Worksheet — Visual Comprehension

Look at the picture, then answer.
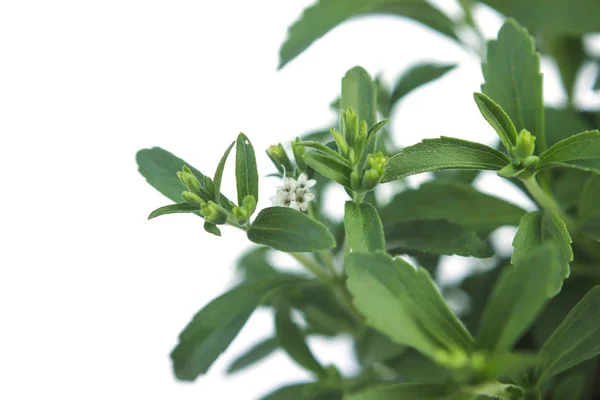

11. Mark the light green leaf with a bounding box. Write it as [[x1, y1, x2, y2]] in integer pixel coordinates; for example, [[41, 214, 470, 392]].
[[355, 328, 405, 366], [482, 19, 545, 152], [300, 141, 352, 166], [236, 133, 259, 205], [227, 338, 278, 374], [512, 211, 572, 282], [341, 66, 377, 127], [346, 383, 475, 400], [344, 202, 386, 253], [537, 130, 600, 174], [171, 276, 301, 381], [147, 203, 200, 220], [303, 152, 353, 187], [473, 92, 518, 151], [481, 0, 600, 35], [545, 107, 591, 148], [476, 245, 566, 353], [381, 137, 510, 182], [345, 251, 474, 359], [248, 207, 336, 252], [385, 348, 451, 383], [384, 219, 493, 258], [278, 0, 457, 69], [390, 63, 456, 108], [213, 141, 235, 203], [380, 180, 525, 235], [537, 286, 600, 382], [275, 307, 326, 377]]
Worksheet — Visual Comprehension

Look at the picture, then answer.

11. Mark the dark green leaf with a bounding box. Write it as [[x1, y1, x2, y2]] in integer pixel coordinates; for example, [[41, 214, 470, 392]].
[[552, 373, 587, 400], [260, 383, 342, 400], [344, 202, 386, 253], [300, 141, 351, 166], [579, 175, 600, 221], [227, 337, 279, 374], [213, 141, 235, 203], [594, 65, 600, 91], [381, 137, 510, 182], [545, 107, 591, 148], [480, 0, 600, 35], [512, 211, 573, 280], [345, 251, 474, 359], [341, 66, 377, 127], [278, 0, 457, 69], [236, 247, 280, 280], [482, 19, 545, 152], [390, 63, 456, 108], [248, 207, 336, 252], [275, 307, 326, 377], [236, 133, 259, 205], [537, 131, 600, 174], [544, 36, 585, 100], [380, 180, 525, 235], [171, 276, 302, 381], [303, 153, 353, 187], [355, 328, 405, 366], [537, 286, 600, 382], [476, 245, 566, 353], [385, 348, 451, 383], [346, 383, 475, 400], [385, 219, 493, 258], [148, 203, 200, 220], [203, 221, 221, 236], [473, 92, 518, 151]]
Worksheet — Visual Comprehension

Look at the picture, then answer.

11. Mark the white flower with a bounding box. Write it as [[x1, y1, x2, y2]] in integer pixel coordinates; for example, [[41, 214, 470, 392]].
[[271, 173, 316, 212]]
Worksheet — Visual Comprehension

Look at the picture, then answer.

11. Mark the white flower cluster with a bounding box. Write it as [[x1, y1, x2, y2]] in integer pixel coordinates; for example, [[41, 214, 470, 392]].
[[270, 173, 316, 212]]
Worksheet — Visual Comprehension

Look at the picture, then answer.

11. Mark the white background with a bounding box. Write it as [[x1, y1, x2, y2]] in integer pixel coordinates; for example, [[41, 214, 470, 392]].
[[1, 1, 599, 399]]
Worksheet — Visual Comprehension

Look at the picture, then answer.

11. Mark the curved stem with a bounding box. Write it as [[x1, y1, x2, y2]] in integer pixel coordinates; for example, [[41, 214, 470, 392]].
[[522, 175, 575, 231], [290, 252, 334, 283]]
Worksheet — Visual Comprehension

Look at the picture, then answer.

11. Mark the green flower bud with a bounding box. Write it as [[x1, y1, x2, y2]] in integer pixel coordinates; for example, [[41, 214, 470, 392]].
[[350, 170, 361, 191], [358, 120, 368, 140], [367, 151, 389, 174], [511, 129, 536, 161], [242, 194, 257, 215], [266, 143, 293, 173], [434, 349, 468, 369], [361, 168, 380, 191], [291, 137, 307, 172], [522, 155, 540, 168], [348, 148, 357, 165], [178, 165, 201, 193], [330, 128, 349, 155], [342, 107, 359, 146], [201, 201, 228, 225], [232, 206, 250, 225], [181, 191, 206, 207]]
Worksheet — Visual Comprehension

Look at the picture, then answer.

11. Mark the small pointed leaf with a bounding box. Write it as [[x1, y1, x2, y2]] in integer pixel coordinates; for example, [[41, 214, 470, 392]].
[[148, 203, 200, 220], [390, 63, 456, 108], [236, 133, 259, 205], [213, 141, 235, 203], [537, 130, 600, 174], [303, 153, 353, 187], [227, 338, 278, 374], [473, 92, 519, 151]]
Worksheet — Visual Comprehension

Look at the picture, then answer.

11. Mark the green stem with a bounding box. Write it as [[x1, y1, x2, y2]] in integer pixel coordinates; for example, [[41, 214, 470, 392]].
[[522, 175, 575, 231], [290, 252, 334, 283]]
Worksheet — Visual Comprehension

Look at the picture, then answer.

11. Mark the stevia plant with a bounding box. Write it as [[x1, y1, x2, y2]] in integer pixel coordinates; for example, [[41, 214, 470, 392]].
[[137, 2, 600, 399]]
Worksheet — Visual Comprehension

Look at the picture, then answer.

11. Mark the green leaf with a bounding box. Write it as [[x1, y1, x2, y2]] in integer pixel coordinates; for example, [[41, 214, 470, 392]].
[[473, 92, 518, 151], [384, 219, 493, 258], [381, 137, 510, 182], [261, 383, 342, 400], [278, 0, 457, 69], [300, 141, 352, 166], [147, 203, 200, 220], [344, 202, 386, 253], [537, 286, 600, 382], [303, 152, 353, 187], [345, 251, 474, 359], [482, 19, 545, 152], [544, 36, 585, 101], [537, 130, 600, 174], [552, 373, 587, 400], [235, 133, 259, 205], [512, 211, 572, 283], [203, 221, 221, 236], [248, 207, 336, 252], [476, 245, 566, 353], [480, 0, 600, 35], [213, 141, 235, 203], [236, 247, 280, 280], [579, 175, 600, 221], [346, 383, 475, 400], [227, 337, 279, 374], [385, 348, 451, 384], [545, 107, 591, 148], [355, 328, 405, 366], [341, 66, 377, 127], [380, 180, 526, 235], [275, 307, 326, 377], [170, 276, 301, 381], [390, 63, 456, 108]]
